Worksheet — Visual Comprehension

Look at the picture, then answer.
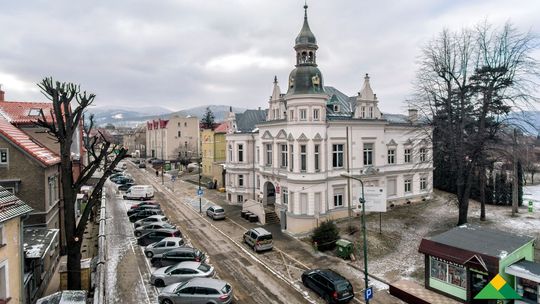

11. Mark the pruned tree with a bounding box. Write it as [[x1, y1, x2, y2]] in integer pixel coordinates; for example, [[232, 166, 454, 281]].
[[201, 106, 215, 130], [36, 77, 127, 289], [412, 22, 539, 225]]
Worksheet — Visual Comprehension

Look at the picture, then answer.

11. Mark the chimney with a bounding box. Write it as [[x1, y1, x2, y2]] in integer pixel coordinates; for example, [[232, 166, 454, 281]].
[[408, 108, 418, 123], [0, 84, 4, 102]]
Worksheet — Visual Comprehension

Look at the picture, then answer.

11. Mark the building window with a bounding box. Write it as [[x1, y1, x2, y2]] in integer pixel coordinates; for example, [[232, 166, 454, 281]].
[[0, 224, 4, 246], [333, 189, 344, 207], [300, 109, 307, 120], [361, 106, 365, 118], [368, 107, 373, 118], [333, 104, 340, 112], [228, 145, 233, 162], [363, 143, 373, 166], [184, 122, 187, 127], [404, 148, 411, 163], [387, 178, 397, 196], [280, 144, 288, 168], [178, 122, 181, 127], [0, 149, 7, 165], [420, 148, 427, 162], [177, 131, 181, 137], [289, 144, 294, 171], [430, 256, 466, 289], [314, 144, 320, 172], [238, 175, 244, 187], [0, 260, 8, 300], [256, 176, 260, 189], [256, 147, 260, 163], [282, 188, 288, 205], [420, 177, 427, 191], [300, 193, 308, 214], [332, 144, 344, 168], [300, 145, 307, 172], [313, 109, 320, 121], [48, 176, 58, 206], [237, 195, 244, 203], [404, 178, 412, 193], [265, 144, 273, 166], [238, 144, 244, 162], [289, 110, 294, 120], [387, 149, 395, 164]]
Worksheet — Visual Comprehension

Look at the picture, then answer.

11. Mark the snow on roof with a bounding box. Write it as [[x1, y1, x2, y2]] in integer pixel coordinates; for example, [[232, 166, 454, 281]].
[[0, 117, 60, 166], [23, 228, 59, 259], [37, 290, 87, 304], [0, 100, 55, 125]]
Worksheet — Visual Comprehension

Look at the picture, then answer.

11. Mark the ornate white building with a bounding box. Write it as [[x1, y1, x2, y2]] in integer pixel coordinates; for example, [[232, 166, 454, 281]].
[[225, 5, 433, 234]]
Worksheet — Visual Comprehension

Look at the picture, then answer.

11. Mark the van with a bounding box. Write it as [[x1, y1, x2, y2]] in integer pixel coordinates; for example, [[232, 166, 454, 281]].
[[243, 228, 273, 252], [123, 185, 154, 200]]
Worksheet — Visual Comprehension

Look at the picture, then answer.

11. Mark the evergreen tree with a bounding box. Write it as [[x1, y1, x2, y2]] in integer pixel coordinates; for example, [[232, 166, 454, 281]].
[[201, 107, 215, 130]]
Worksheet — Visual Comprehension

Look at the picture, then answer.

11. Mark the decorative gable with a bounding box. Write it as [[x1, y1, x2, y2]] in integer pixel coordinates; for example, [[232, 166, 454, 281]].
[[276, 129, 287, 140], [297, 133, 309, 142], [313, 133, 323, 141], [386, 139, 397, 146], [287, 133, 295, 142], [404, 138, 414, 146], [262, 130, 273, 140]]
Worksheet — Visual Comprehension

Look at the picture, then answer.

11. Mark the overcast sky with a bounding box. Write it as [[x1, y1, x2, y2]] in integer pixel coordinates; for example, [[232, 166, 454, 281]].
[[0, 0, 539, 114]]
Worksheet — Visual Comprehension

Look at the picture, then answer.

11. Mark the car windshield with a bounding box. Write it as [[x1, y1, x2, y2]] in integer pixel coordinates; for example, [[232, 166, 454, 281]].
[[215, 208, 224, 213], [221, 284, 231, 293], [198, 263, 211, 272], [336, 282, 351, 292]]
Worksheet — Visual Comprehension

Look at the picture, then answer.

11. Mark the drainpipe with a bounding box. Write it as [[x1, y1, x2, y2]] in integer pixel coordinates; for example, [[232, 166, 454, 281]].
[[346, 126, 352, 228], [251, 132, 256, 201]]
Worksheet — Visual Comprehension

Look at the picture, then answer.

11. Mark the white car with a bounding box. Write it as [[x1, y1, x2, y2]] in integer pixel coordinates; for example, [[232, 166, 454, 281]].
[[150, 262, 214, 287], [133, 215, 169, 228]]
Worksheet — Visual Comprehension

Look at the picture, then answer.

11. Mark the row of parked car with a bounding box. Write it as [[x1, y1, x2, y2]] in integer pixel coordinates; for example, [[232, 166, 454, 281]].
[[116, 183, 234, 304]]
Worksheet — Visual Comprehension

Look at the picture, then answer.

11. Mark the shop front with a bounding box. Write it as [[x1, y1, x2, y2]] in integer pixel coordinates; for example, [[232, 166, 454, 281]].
[[506, 260, 540, 304], [419, 225, 535, 303]]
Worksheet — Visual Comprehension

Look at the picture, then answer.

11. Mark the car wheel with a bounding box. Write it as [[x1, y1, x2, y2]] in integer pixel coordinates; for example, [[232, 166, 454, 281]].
[[162, 299, 173, 304], [145, 251, 153, 258], [324, 294, 332, 304], [123, 196, 127, 200], [134, 231, 141, 237], [154, 279, 165, 287], [302, 277, 308, 287]]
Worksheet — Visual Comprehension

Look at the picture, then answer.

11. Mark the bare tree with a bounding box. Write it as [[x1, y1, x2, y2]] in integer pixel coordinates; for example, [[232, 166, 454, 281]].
[[36, 78, 127, 289], [413, 22, 539, 225]]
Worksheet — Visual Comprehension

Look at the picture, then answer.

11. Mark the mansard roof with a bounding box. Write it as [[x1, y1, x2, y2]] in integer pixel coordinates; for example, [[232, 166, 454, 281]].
[[235, 109, 267, 132]]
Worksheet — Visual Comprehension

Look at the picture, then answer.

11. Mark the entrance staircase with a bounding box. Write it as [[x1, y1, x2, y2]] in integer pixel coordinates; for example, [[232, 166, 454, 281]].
[[264, 211, 280, 225]]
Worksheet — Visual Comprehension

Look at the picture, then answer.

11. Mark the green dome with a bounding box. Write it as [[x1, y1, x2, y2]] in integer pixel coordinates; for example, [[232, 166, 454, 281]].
[[287, 66, 325, 95]]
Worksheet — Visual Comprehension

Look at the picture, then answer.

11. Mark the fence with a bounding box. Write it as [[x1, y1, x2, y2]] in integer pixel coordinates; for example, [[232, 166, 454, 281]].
[[93, 193, 107, 304]]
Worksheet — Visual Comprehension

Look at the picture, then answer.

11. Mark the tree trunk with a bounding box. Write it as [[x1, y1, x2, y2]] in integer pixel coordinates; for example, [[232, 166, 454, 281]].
[[67, 240, 82, 289], [512, 129, 519, 216], [479, 165, 486, 221]]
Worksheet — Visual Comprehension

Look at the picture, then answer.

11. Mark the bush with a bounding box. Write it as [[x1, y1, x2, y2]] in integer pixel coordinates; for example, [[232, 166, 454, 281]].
[[312, 221, 340, 251]]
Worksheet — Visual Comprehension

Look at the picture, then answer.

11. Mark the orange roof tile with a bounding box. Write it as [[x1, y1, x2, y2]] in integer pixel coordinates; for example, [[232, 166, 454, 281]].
[[0, 101, 55, 125]]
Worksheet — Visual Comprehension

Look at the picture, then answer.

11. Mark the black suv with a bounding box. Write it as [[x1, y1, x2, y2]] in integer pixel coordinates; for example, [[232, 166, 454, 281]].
[[150, 247, 206, 267], [136, 229, 182, 246], [301, 269, 354, 304], [126, 204, 161, 217], [128, 209, 164, 222]]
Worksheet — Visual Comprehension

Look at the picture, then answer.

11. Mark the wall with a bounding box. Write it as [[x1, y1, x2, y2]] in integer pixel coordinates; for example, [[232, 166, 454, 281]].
[[242, 199, 266, 225], [0, 218, 22, 303]]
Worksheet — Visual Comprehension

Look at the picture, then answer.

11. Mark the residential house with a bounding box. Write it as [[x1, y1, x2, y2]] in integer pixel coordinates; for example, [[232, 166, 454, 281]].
[[146, 115, 199, 161], [0, 186, 33, 304], [225, 5, 433, 234], [122, 125, 146, 158], [201, 122, 228, 188]]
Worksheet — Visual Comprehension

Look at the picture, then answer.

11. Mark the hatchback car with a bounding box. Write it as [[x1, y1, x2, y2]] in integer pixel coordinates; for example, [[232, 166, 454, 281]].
[[129, 209, 164, 223], [144, 237, 185, 258], [150, 262, 215, 287], [136, 229, 182, 246], [151, 247, 206, 268], [118, 183, 135, 192], [138, 163, 146, 168], [127, 204, 161, 217], [133, 215, 168, 228], [206, 205, 225, 220], [243, 227, 273, 252], [134, 222, 177, 237], [130, 201, 160, 209], [301, 269, 354, 304], [158, 278, 233, 304]]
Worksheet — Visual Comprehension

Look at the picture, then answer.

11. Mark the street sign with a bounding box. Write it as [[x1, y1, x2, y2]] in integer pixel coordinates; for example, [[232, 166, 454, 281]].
[[364, 287, 373, 301], [197, 189, 203, 196], [529, 200, 534, 213], [361, 187, 387, 212]]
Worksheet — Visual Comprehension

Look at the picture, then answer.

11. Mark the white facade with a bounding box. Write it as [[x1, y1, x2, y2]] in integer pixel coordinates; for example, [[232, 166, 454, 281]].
[[225, 6, 433, 234], [146, 115, 199, 160]]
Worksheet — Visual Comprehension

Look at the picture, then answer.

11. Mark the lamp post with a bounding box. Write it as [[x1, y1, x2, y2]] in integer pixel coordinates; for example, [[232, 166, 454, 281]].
[[198, 153, 202, 213], [341, 172, 370, 303]]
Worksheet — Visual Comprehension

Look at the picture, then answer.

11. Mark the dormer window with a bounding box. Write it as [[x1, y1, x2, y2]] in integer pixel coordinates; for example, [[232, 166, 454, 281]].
[[333, 105, 340, 112], [28, 108, 42, 116]]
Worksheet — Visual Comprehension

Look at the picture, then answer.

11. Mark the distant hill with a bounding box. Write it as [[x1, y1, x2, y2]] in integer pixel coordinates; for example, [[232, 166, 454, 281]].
[[88, 105, 247, 127]]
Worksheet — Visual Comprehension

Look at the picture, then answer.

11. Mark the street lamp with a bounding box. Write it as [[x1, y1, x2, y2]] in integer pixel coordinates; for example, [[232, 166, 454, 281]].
[[341, 172, 370, 303], [198, 153, 202, 213]]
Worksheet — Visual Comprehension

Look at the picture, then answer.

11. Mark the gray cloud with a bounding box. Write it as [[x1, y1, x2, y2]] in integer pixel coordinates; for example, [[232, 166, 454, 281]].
[[0, 0, 538, 114]]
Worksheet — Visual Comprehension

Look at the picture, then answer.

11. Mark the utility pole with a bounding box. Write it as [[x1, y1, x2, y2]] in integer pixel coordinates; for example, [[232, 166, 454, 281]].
[[512, 128, 519, 216], [198, 153, 202, 213]]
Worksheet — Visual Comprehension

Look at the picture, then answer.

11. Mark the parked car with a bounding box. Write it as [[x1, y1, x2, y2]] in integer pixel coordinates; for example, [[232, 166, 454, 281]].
[[151, 247, 206, 268], [243, 227, 273, 252], [301, 269, 354, 304], [206, 205, 225, 220], [133, 215, 168, 228], [118, 183, 135, 192], [129, 209, 164, 223], [133, 159, 141, 164], [158, 278, 233, 304], [150, 262, 215, 287], [110, 173, 131, 182], [112, 177, 134, 185], [138, 162, 146, 168], [127, 204, 161, 217], [144, 237, 185, 258], [137, 228, 182, 246], [123, 185, 154, 200], [130, 201, 160, 209], [134, 222, 176, 237]]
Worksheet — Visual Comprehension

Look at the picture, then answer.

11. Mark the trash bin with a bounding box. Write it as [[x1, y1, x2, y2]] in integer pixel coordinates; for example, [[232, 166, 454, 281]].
[[336, 239, 353, 259]]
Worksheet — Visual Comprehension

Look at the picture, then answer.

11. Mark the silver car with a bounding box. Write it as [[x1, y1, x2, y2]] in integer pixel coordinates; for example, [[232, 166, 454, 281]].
[[134, 222, 176, 237], [144, 237, 184, 258], [158, 278, 233, 304], [150, 262, 214, 287], [206, 205, 225, 220], [134, 215, 169, 228], [243, 227, 273, 252]]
